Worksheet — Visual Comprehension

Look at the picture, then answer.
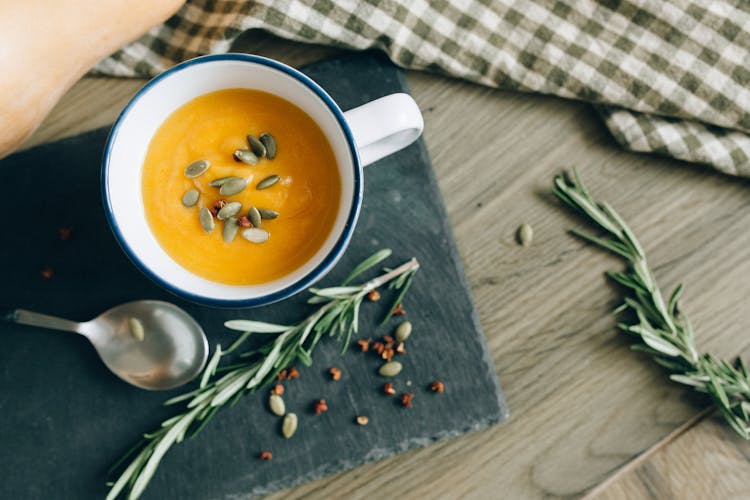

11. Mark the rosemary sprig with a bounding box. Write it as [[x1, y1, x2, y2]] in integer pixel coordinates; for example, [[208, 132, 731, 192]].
[[106, 249, 419, 500], [553, 170, 750, 439]]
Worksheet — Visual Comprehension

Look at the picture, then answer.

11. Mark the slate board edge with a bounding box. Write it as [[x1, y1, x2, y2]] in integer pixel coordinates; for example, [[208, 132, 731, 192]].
[[240, 417, 504, 499]]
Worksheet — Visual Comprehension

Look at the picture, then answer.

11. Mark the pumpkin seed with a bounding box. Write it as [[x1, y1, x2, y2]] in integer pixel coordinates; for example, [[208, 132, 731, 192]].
[[241, 228, 269, 243], [181, 189, 199, 207], [247, 135, 267, 158], [379, 361, 402, 377], [219, 177, 248, 196], [282, 412, 298, 438], [199, 207, 215, 233], [258, 208, 279, 220], [184, 159, 210, 178], [222, 217, 239, 243], [260, 133, 277, 159], [248, 206, 262, 227], [256, 174, 280, 190], [269, 394, 286, 416], [233, 149, 258, 165], [395, 321, 412, 342], [209, 176, 238, 187], [128, 317, 145, 342], [217, 201, 242, 220], [517, 223, 533, 246]]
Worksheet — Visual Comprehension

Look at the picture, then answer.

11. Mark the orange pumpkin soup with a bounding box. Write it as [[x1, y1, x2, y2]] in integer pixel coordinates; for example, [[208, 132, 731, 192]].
[[141, 89, 341, 285]]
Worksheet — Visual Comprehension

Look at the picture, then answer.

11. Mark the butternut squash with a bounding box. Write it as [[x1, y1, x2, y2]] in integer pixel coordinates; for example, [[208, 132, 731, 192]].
[[0, 0, 185, 158]]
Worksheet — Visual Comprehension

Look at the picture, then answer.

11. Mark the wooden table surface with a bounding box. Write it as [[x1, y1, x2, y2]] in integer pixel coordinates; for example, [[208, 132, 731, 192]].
[[22, 34, 750, 499]]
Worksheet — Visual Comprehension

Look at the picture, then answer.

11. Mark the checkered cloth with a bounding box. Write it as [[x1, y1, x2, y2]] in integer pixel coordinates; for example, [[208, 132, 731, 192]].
[[94, 0, 750, 176]]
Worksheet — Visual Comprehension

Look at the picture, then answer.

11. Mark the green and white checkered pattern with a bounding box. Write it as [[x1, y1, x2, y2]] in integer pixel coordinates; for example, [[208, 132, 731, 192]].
[[94, 0, 750, 176]]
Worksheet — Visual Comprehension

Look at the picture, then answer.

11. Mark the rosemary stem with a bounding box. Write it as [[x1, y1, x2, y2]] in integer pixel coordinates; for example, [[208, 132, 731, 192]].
[[362, 257, 420, 292]]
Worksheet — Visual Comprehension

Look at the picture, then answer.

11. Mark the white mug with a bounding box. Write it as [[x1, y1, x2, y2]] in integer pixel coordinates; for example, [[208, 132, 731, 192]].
[[102, 53, 423, 307]]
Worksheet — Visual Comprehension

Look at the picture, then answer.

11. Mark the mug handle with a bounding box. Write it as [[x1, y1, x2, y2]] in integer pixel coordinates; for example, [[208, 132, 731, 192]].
[[343, 93, 424, 167]]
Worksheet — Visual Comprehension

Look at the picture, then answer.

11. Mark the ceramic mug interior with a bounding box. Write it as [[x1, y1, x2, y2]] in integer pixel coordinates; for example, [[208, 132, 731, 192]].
[[102, 54, 361, 307]]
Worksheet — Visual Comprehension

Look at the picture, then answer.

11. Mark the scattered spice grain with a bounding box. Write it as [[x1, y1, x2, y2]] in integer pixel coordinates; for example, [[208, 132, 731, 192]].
[[392, 303, 406, 316], [356, 338, 371, 352], [313, 399, 328, 415], [400, 392, 414, 408]]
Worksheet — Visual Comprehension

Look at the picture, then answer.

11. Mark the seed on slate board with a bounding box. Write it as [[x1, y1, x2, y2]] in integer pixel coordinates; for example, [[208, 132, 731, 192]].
[[378, 361, 402, 377], [248, 206, 262, 227], [199, 207, 215, 233], [222, 217, 239, 243], [184, 159, 210, 178], [269, 394, 286, 416], [209, 176, 238, 187], [282, 413, 297, 438], [233, 149, 258, 165], [242, 228, 269, 243], [356, 415, 369, 426], [517, 223, 533, 246], [258, 208, 279, 220], [395, 321, 412, 342], [217, 201, 242, 220], [247, 135, 267, 157], [259, 133, 277, 159], [256, 175, 280, 190], [219, 177, 248, 196], [181, 189, 199, 207], [128, 317, 145, 342]]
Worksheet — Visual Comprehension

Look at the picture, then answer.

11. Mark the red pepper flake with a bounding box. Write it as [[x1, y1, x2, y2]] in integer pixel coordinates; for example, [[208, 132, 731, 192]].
[[400, 392, 414, 408], [383, 382, 396, 395], [329, 367, 342, 381], [313, 399, 328, 414], [372, 341, 385, 355], [381, 347, 395, 362], [277, 369, 288, 381], [58, 227, 73, 241], [356, 338, 371, 352], [356, 415, 369, 426], [40, 267, 55, 280], [392, 303, 406, 316], [383, 335, 394, 344], [288, 366, 300, 380], [237, 216, 252, 228], [259, 450, 273, 460], [395, 342, 406, 355], [367, 290, 380, 302], [271, 384, 284, 396], [430, 381, 445, 393], [213, 199, 227, 211]]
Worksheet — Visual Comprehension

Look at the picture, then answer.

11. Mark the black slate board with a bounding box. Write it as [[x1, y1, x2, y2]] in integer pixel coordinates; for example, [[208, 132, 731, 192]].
[[0, 52, 507, 499]]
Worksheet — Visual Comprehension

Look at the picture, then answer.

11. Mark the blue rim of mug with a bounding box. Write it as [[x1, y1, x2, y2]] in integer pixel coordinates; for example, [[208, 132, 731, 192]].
[[101, 53, 363, 308]]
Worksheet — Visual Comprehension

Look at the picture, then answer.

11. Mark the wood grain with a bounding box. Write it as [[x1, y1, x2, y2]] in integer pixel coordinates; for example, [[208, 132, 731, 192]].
[[589, 415, 750, 500], [22, 32, 750, 499]]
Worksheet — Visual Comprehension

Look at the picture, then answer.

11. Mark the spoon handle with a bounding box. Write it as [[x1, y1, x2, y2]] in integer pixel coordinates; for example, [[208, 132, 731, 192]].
[[2, 308, 83, 334]]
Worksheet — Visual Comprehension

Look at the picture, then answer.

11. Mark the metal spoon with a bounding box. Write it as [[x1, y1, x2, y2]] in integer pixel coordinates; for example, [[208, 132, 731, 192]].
[[2, 300, 208, 390]]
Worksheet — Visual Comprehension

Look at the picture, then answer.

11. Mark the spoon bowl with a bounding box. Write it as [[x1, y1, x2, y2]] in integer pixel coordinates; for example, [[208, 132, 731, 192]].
[[3, 300, 208, 390]]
